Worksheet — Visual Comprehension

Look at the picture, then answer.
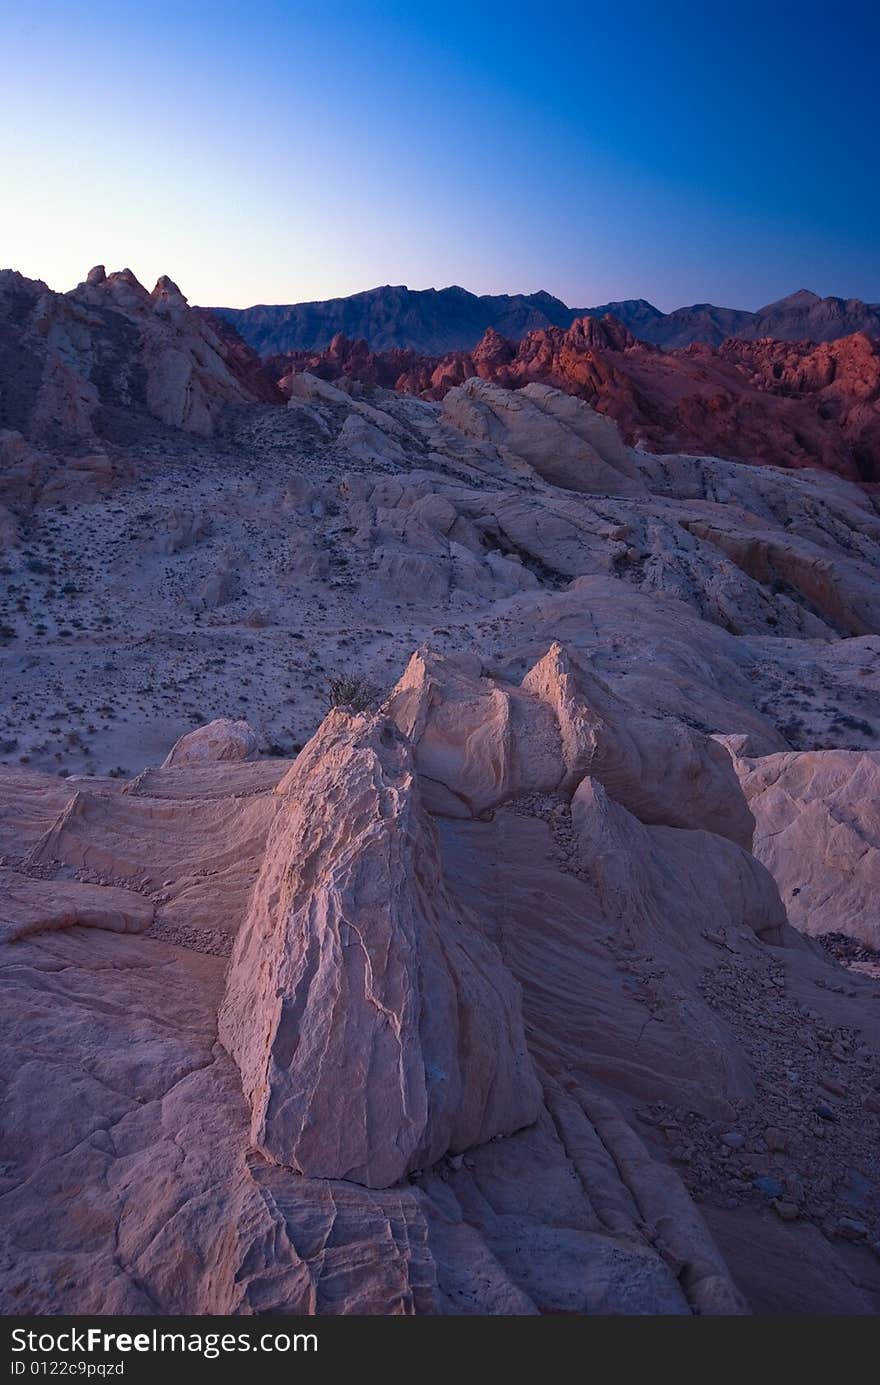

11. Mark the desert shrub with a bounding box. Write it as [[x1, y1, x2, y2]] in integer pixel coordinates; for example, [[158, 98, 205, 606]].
[[326, 673, 380, 713]]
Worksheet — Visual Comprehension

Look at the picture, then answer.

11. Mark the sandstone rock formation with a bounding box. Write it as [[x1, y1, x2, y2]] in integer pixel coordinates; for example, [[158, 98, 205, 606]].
[[571, 777, 785, 947], [0, 868, 154, 944], [385, 647, 562, 816], [386, 643, 754, 846], [523, 643, 754, 843], [0, 266, 281, 446], [2, 651, 879, 1313], [440, 378, 644, 495], [0, 427, 133, 520], [336, 410, 408, 466], [219, 711, 541, 1186]]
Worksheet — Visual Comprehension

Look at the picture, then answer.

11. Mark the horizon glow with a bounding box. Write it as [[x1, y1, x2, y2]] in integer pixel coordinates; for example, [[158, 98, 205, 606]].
[[2, 0, 878, 312]]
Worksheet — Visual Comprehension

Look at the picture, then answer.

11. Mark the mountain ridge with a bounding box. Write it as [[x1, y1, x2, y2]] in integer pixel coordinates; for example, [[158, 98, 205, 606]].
[[212, 283, 880, 355]]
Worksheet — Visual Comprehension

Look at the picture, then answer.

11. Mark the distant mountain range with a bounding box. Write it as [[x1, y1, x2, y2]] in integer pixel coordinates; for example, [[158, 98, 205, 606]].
[[213, 286, 575, 356], [212, 285, 880, 356]]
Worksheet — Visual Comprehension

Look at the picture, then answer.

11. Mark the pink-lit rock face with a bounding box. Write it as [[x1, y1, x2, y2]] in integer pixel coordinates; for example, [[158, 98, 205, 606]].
[[1, 654, 878, 1311], [384, 647, 564, 817], [385, 642, 754, 846], [570, 776, 785, 947], [522, 643, 754, 845], [219, 710, 542, 1187]]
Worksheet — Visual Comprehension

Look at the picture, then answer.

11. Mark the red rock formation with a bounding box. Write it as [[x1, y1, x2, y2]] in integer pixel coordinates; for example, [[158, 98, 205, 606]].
[[273, 321, 880, 482], [717, 332, 880, 480], [269, 332, 428, 392]]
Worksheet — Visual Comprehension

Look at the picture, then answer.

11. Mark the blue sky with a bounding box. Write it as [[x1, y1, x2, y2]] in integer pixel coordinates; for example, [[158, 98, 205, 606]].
[[2, 0, 877, 309]]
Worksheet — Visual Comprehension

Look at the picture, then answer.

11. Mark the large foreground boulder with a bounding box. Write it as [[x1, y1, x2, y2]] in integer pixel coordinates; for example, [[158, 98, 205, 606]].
[[219, 711, 541, 1187]]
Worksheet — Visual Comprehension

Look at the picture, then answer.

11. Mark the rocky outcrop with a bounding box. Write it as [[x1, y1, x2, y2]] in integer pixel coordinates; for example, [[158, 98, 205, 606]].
[[732, 749, 880, 947], [0, 266, 281, 444], [0, 746, 749, 1316], [385, 648, 563, 817], [0, 428, 133, 519], [386, 644, 753, 846], [1, 657, 879, 1312], [162, 718, 258, 768], [424, 324, 879, 478], [219, 711, 541, 1186], [337, 470, 543, 604], [335, 411, 407, 466], [440, 378, 644, 495], [571, 777, 786, 947], [523, 643, 754, 845], [677, 515, 880, 638]]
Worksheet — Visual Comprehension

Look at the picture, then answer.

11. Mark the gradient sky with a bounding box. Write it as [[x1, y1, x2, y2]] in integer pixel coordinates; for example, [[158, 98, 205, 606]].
[[2, 0, 878, 311]]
